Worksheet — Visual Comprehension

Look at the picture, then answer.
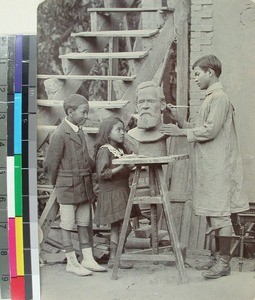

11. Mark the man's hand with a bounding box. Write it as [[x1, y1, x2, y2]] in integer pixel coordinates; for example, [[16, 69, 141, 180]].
[[166, 104, 184, 128], [166, 104, 180, 121], [159, 124, 187, 137]]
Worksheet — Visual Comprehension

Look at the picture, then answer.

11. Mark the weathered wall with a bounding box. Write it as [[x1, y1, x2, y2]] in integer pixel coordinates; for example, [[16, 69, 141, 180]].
[[190, 0, 255, 201]]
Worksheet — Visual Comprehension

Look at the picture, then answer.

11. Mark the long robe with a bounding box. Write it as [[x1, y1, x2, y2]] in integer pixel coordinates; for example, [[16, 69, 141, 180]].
[[185, 82, 249, 216]]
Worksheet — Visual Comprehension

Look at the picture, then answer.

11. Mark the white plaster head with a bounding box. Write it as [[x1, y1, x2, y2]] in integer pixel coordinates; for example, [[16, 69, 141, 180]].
[[136, 81, 166, 129]]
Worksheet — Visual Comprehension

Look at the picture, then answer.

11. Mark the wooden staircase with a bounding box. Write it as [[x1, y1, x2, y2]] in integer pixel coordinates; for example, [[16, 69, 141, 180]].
[[37, 0, 177, 150]]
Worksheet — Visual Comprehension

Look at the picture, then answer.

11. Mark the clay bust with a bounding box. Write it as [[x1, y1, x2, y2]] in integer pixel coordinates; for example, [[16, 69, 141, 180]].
[[127, 81, 168, 156]]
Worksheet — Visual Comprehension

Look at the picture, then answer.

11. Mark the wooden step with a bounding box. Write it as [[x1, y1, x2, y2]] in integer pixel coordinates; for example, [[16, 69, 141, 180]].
[[37, 184, 54, 192], [37, 99, 129, 109], [71, 29, 159, 38], [37, 125, 99, 134], [37, 74, 136, 82], [87, 7, 174, 13], [59, 51, 148, 60]]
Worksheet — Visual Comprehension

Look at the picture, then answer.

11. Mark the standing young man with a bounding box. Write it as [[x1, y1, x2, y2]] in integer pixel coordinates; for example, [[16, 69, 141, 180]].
[[160, 55, 249, 279]]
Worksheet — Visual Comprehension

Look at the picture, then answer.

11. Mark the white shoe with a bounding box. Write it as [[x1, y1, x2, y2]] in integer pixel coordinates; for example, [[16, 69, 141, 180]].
[[66, 251, 92, 276], [81, 248, 107, 272]]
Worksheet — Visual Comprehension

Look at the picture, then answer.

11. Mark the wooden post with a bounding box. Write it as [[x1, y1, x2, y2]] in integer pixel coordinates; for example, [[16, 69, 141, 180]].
[[107, 37, 118, 101], [176, 12, 189, 120], [141, 0, 165, 29], [149, 167, 159, 254], [39, 189, 59, 247]]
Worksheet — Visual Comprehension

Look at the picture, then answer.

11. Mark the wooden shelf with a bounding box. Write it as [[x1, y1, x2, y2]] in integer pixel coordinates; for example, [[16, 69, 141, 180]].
[[37, 74, 136, 81], [59, 51, 148, 60], [87, 7, 174, 13], [71, 29, 159, 38], [112, 154, 189, 165], [37, 125, 99, 134], [37, 99, 129, 109]]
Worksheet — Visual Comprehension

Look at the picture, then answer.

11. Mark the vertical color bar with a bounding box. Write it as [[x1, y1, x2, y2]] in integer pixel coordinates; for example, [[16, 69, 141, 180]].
[[15, 217, 24, 276], [7, 96, 14, 157], [6, 157, 15, 218], [31, 250, 40, 300], [8, 218, 17, 277], [15, 155, 22, 216], [11, 276, 25, 300], [14, 93, 22, 154], [15, 35, 22, 93]]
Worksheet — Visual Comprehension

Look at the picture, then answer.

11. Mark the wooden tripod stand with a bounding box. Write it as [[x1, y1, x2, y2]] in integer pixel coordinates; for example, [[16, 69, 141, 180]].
[[111, 155, 188, 284]]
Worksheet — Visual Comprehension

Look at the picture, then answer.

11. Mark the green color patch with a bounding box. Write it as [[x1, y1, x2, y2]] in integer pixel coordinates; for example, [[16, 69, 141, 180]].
[[14, 155, 22, 216]]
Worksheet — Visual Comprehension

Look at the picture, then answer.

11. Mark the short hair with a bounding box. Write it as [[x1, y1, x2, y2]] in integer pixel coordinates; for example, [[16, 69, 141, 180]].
[[192, 55, 222, 77], [136, 81, 165, 102], [63, 94, 89, 115]]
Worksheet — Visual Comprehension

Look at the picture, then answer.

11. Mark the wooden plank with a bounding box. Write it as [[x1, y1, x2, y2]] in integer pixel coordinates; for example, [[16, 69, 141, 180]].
[[88, 7, 174, 12], [133, 196, 162, 204], [37, 125, 99, 134], [128, 246, 172, 255], [141, 0, 166, 31], [127, 246, 210, 258], [176, 15, 189, 120], [121, 254, 175, 262], [37, 74, 136, 81], [37, 184, 54, 189], [59, 51, 149, 60], [197, 216, 207, 250], [71, 29, 159, 38], [107, 36, 119, 101], [134, 190, 192, 203], [149, 168, 159, 254], [39, 189, 59, 246], [37, 99, 129, 109], [179, 200, 193, 247], [112, 154, 189, 165], [168, 192, 192, 202], [188, 213, 201, 251], [171, 203, 184, 238]]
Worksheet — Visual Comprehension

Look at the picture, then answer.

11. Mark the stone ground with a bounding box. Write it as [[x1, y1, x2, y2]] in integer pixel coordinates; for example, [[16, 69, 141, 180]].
[[40, 257, 255, 300]]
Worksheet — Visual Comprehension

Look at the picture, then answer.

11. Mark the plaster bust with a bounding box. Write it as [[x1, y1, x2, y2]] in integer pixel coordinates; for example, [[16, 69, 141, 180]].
[[127, 81, 168, 156]]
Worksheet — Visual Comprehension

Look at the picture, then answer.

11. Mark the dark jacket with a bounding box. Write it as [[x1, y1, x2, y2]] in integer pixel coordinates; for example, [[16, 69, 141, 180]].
[[44, 119, 95, 204]]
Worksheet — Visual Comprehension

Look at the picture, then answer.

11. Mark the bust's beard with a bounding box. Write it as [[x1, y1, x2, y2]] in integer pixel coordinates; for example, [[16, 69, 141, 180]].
[[137, 113, 160, 129]]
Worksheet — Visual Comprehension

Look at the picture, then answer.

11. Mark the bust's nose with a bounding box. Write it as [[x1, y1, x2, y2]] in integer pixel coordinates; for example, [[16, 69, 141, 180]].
[[141, 101, 150, 109]]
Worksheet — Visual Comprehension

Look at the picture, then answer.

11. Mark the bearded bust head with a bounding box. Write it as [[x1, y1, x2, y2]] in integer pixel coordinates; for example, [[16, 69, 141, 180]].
[[126, 81, 168, 156], [136, 81, 166, 129]]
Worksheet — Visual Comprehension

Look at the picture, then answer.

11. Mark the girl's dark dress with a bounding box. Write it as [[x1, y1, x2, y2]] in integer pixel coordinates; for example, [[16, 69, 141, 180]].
[[94, 146, 140, 225]]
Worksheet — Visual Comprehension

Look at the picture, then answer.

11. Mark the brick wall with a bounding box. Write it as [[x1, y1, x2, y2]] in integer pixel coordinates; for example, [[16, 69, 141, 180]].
[[189, 0, 213, 122]]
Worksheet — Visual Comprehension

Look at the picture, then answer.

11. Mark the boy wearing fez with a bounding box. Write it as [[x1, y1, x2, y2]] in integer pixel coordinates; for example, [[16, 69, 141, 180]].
[[160, 55, 249, 279], [44, 94, 106, 276]]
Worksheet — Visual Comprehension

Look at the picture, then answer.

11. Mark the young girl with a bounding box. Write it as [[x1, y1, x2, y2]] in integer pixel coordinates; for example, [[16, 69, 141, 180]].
[[94, 116, 140, 269]]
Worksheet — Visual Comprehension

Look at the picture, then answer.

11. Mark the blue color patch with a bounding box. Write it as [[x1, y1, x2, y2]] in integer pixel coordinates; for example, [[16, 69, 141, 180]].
[[14, 93, 22, 154]]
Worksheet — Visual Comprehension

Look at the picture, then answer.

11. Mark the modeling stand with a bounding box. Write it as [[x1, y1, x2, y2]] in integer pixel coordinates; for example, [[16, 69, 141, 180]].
[[111, 154, 189, 284]]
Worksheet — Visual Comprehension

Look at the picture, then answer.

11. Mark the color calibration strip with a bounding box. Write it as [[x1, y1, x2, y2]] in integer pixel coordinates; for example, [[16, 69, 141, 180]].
[[0, 36, 40, 300]]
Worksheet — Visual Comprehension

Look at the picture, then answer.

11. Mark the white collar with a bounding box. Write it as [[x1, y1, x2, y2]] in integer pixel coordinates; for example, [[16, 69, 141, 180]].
[[206, 82, 223, 96], [65, 117, 80, 133], [100, 143, 124, 158]]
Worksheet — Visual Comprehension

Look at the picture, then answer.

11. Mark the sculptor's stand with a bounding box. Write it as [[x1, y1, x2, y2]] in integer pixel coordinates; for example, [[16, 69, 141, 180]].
[[111, 155, 188, 284]]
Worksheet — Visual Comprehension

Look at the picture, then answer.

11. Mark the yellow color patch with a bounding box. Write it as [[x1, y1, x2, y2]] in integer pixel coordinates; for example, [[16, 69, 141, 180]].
[[15, 217, 24, 276]]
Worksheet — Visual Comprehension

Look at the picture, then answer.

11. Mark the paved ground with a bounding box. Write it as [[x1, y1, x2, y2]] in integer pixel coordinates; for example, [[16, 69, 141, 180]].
[[40, 258, 255, 300]]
